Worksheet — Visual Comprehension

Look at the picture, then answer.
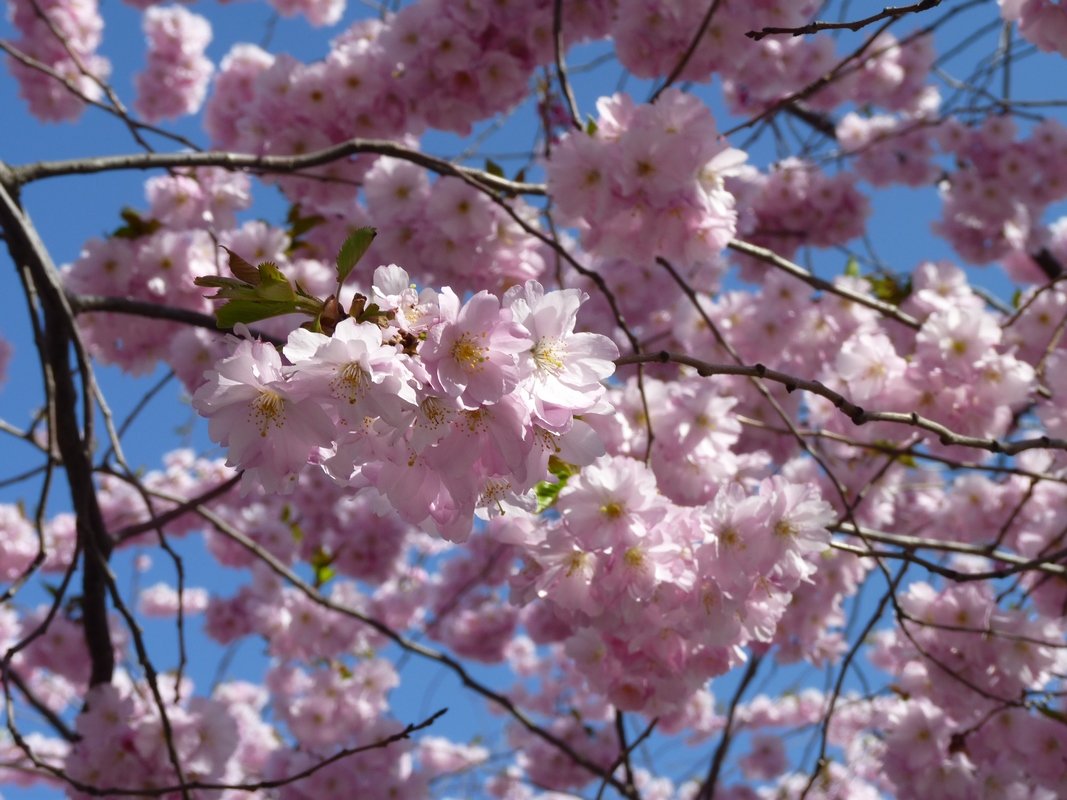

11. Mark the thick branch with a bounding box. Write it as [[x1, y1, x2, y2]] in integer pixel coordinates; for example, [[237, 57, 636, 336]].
[[68, 294, 284, 346], [10, 140, 546, 196], [0, 166, 114, 686], [615, 350, 1067, 456]]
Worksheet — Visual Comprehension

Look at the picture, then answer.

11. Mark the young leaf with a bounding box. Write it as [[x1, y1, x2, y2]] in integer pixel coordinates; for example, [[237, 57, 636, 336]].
[[194, 275, 256, 297], [255, 261, 298, 302], [310, 547, 336, 588], [485, 158, 505, 178], [220, 246, 260, 285], [215, 299, 301, 329], [866, 273, 912, 306], [336, 227, 377, 286], [287, 204, 327, 238], [535, 480, 565, 513], [111, 207, 162, 240]]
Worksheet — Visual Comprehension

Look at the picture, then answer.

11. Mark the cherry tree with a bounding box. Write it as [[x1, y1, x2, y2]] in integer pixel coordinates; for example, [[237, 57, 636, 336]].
[[2, 0, 1067, 797]]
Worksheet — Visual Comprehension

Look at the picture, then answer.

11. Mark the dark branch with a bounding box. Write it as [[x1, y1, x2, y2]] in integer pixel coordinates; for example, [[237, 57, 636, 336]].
[[747, 0, 943, 41], [11, 140, 545, 197]]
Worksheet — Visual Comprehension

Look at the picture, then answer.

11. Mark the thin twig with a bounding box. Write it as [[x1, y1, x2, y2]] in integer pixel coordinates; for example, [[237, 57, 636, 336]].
[[649, 0, 725, 102], [726, 240, 920, 329], [552, 0, 581, 129], [747, 0, 942, 41], [615, 350, 1067, 456]]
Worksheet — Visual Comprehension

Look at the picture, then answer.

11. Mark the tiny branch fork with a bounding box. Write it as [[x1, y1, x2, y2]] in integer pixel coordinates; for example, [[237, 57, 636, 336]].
[[9, 140, 545, 196], [649, 0, 725, 103], [726, 0, 986, 137], [747, 0, 943, 41], [112, 474, 242, 544], [614, 351, 1067, 456]]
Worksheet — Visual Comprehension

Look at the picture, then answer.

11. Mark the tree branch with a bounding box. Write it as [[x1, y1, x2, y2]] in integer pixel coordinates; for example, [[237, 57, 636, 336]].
[[725, 240, 920, 329], [615, 350, 1067, 455], [10, 140, 546, 196], [747, 0, 943, 41]]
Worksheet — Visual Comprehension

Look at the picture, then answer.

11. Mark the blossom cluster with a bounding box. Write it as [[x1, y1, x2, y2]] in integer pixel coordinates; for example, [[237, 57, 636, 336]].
[[1000, 0, 1067, 57], [202, 0, 612, 210], [61, 168, 254, 376], [810, 260, 1035, 452], [609, 0, 821, 84], [732, 158, 871, 264], [192, 267, 619, 540], [362, 160, 547, 294], [508, 458, 836, 715], [133, 5, 213, 122], [935, 116, 1067, 265], [547, 89, 744, 269], [6, 0, 111, 121]]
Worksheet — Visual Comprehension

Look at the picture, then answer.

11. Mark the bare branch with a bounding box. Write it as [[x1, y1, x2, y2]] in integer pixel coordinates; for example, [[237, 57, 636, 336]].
[[10, 140, 547, 196], [649, 0, 726, 103], [552, 0, 581, 129], [615, 350, 1067, 456], [747, 0, 943, 41], [835, 522, 1067, 578], [726, 239, 920, 329], [68, 294, 285, 346]]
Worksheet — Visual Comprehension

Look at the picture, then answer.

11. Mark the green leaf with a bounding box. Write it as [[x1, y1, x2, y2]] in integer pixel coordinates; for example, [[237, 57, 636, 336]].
[[255, 261, 297, 302], [285, 203, 326, 237], [310, 547, 336, 588], [194, 275, 254, 297], [535, 480, 564, 513], [215, 299, 301, 329], [873, 440, 917, 467], [485, 158, 504, 178], [1012, 288, 1022, 308], [356, 302, 383, 324], [111, 208, 162, 240], [195, 276, 246, 289], [221, 246, 260, 285], [585, 116, 598, 136], [548, 456, 579, 481], [293, 279, 318, 301], [336, 227, 378, 286], [844, 256, 860, 278], [534, 457, 579, 513], [866, 273, 912, 306]]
